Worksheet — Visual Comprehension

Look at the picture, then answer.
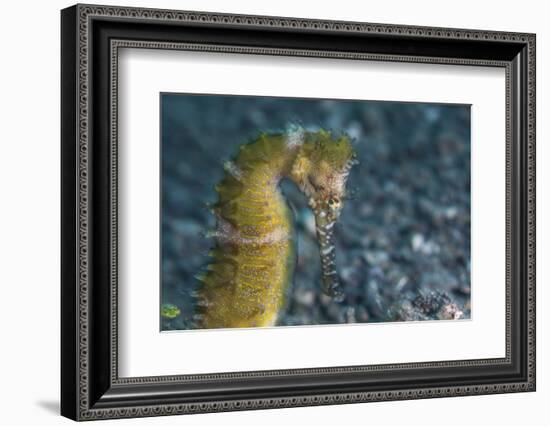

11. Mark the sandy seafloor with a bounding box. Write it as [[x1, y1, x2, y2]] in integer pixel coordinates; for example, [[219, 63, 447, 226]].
[[160, 94, 471, 330]]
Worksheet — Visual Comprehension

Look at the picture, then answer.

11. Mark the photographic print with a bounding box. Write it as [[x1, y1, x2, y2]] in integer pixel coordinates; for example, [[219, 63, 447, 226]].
[[160, 94, 471, 331]]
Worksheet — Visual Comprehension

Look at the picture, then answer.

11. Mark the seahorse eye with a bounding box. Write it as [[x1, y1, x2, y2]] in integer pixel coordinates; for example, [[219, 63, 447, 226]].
[[328, 197, 340, 209]]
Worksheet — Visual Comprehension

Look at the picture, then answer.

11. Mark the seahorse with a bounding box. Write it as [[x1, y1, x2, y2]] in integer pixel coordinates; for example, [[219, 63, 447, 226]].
[[193, 128, 357, 329]]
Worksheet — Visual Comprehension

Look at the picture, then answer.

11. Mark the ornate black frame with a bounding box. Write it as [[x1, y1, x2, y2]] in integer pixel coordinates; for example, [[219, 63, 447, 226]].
[[61, 3, 536, 421]]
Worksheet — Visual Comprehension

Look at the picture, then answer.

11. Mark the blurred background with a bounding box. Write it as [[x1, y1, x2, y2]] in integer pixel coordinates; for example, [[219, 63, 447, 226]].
[[160, 94, 471, 330]]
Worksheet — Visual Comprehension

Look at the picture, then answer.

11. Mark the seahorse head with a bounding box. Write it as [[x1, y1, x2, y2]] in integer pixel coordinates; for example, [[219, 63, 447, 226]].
[[290, 130, 357, 301]]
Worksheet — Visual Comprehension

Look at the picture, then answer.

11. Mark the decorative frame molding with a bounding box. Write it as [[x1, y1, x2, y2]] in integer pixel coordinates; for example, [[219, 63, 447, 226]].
[[61, 3, 535, 421]]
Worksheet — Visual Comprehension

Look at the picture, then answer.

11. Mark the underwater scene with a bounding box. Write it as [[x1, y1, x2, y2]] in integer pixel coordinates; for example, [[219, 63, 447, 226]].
[[160, 93, 471, 331]]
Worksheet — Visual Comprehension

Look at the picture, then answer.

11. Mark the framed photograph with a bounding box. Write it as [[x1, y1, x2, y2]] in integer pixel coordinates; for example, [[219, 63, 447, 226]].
[[61, 3, 536, 421]]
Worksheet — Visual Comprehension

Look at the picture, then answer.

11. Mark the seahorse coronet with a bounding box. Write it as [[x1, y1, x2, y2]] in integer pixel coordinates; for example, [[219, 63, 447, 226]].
[[193, 127, 356, 329]]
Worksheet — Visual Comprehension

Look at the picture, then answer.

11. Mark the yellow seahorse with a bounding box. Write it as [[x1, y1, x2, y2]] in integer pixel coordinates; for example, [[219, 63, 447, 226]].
[[194, 128, 357, 329]]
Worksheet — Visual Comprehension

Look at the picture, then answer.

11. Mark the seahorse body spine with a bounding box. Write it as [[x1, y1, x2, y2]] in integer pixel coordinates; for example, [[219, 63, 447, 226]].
[[195, 134, 297, 328]]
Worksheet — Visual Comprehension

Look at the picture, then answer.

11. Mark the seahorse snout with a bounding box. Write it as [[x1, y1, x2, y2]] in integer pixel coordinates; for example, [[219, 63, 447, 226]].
[[315, 210, 344, 302]]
